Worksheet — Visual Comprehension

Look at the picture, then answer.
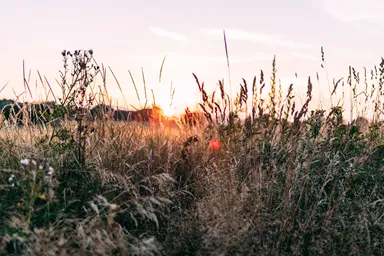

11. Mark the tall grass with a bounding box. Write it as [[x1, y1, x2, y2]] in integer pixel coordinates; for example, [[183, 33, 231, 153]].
[[0, 48, 383, 255]]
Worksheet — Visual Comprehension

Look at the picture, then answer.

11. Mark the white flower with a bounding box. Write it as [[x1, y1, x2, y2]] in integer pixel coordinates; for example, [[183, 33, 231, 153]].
[[48, 167, 54, 176], [20, 159, 30, 166], [8, 174, 15, 182]]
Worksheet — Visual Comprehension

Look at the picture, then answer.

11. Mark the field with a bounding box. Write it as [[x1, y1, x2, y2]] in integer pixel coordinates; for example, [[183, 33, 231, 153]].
[[0, 49, 384, 255]]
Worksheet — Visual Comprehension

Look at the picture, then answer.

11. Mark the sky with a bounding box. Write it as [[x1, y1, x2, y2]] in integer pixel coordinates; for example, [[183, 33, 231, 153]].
[[1, 0, 383, 116]]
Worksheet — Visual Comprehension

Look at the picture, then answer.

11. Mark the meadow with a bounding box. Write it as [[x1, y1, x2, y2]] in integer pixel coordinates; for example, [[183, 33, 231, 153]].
[[0, 48, 383, 256]]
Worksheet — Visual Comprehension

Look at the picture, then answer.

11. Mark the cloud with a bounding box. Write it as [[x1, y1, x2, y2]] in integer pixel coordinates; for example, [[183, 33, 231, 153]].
[[313, 0, 384, 35], [292, 52, 317, 61], [168, 54, 272, 65], [131, 52, 273, 65], [202, 28, 314, 49], [148, 27, 187, 41]]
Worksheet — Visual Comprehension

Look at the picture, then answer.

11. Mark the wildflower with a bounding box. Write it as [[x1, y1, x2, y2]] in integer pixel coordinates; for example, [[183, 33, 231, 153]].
[[8, 174, 15, 187], [48, 167, 54, 176], [20, 159, 30, 166], [209, 139, 221, 150], [8, 174, 15, 183]]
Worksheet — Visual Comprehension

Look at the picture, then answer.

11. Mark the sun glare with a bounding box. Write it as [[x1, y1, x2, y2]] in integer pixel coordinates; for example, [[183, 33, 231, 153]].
[[160, 104, 176, 117], [150, 83, 180, 118], [151, 89, 176, 117], [149, 81, 200, 118]]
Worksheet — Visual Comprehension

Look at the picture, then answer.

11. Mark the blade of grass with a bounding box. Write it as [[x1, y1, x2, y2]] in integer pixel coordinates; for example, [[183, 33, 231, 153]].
[[223, 30, 233, 113], [159, 55, 166, 83], [0, 82, 9, 94], [23, 60, 33, 99], [108, 66, 129, 109], [142, 68, 148, 104], [128, 70, 142, 109]]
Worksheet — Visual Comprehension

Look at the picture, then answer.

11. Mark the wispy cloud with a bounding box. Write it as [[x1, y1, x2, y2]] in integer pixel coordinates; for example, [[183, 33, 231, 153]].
[[148, 27, 187, 41], [202, 28, 314, 49], [292, 52, 317, 61], [314, 0, 384, 36], [132, 52, 273, 65]]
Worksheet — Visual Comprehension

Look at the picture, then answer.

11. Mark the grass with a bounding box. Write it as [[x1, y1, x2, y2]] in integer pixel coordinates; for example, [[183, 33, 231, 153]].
[[0, 48, 383, 256]]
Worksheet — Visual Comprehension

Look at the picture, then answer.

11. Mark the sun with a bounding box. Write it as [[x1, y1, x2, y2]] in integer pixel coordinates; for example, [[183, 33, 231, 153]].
[[149, 81, 199, 118], [152, 96, 177, 118], [160, 104, 176, 117], [151, 86, 178, 117]]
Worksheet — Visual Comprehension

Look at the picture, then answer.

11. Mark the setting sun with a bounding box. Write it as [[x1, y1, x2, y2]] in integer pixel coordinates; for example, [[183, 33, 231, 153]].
[[149, 81, 197, 118], [150, 88, 176, 117], [158, 103, 176, 117]]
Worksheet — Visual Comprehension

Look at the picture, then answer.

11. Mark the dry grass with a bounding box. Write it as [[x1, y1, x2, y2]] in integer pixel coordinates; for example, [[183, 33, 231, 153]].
[[0, 49, 383, 255]]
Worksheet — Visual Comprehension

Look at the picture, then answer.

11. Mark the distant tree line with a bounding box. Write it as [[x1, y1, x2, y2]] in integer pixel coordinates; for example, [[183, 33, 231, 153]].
[[0, 99, 61, 125], [0, 99, 164, 125], [89, 104, 164, 123]]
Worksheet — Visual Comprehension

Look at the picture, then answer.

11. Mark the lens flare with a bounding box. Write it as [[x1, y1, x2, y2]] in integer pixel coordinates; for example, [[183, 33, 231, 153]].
[[209, 139, 221, 150]]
